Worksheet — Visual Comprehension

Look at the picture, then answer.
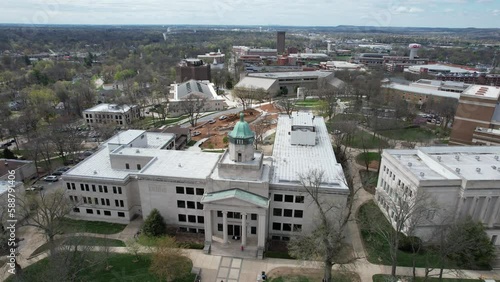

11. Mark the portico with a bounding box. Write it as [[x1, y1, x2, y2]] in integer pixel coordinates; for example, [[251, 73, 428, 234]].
[[201, 188, 269, 253]]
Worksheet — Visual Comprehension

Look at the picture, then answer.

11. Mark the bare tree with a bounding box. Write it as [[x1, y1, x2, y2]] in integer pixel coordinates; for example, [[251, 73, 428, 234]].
[[274, 97, 296, 116], [317, 88, 342, 120], [150, 236, 192, 282], [232, 87, 267, 110], [251, 116, 272, 150], [18, 189, 78, 256], [179, 94, 207, 127], [288, 169, 357, 282]]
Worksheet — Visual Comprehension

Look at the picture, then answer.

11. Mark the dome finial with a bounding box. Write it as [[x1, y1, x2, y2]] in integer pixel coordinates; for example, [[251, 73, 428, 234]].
[[240, 112, 244, 122]]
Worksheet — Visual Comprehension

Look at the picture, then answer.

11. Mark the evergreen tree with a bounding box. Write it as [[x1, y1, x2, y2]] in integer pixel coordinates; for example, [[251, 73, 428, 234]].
[[142, 208, 166, 237], [3, 148, 16, 159]]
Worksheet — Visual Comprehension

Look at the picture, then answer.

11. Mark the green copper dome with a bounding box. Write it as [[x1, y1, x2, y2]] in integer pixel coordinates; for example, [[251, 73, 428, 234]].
[[228, 112, 254, 144]]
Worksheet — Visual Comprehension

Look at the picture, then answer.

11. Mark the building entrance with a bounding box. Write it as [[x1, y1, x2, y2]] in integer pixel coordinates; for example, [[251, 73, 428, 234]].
[[227, 224, 241, 237]]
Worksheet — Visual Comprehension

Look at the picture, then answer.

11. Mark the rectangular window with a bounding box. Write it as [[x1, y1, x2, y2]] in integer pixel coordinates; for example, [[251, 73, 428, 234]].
[[137, 164, 141, 170], [197, 216, 204, 224], [83, 197, 87, 204], [188, 215, 196, 223], [85, 184, 89, 191], [196, 188, 204, 195], [125, 163, 130, 169], [294, 210, 303, 218], [251, 214, 257, 220], [66, 183, 71, 190], [176, 186, 184, 194], [86, 209, 93, 214], [99, 185, 103, 193], [104, 210, 111, 216], [118, 212, 125, 217], [294, 224, 302, 232], [295, 196, 304, 203], [186, 187, 194, 195], [272, 235, 280, 240], [118, 187, 122, 194], [73, 208, 80, 213], [120, 200, 124, 207], [273, 208, 282, 216], [69, 196, 74, 202], [177, 200, 185, 208], [178, 214, 186, 222], [179, 227, 187, 232], [94, 198, 98, 205], [101, 198, 105, 205], [283, 223, 292, 231], [217, 211, 223, 218], [197, 202, 203, 210], [274, 194, 283, 202], [187, 201, 195, 209], [217, 224, 223, 231], [96, 210, 101, 215], [283, 209, 293, 217], [92, 185, 96, 192], [113, 186, 117, 194], [88, 197, 92, 204], [106, 199, 110, 206], [71, 183, 76, 190], [74, 196, 78, 202], [284, 195, 294, 202], [251, 226, 257, 234], [272, 222, 281, 231], [115, 200, 119, 207], [80, 184, 84, 191], [104, 186, 108, 193]]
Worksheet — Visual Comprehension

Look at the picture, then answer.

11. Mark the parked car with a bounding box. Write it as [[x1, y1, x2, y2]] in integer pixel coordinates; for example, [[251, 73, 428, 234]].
[[52, 171, 63, 176], [26, 185, 44, 192], [208, 119, 216, 124], [219, 115, 228, 120], [192, 131, 201, 137], [43, 175, 59, 182]]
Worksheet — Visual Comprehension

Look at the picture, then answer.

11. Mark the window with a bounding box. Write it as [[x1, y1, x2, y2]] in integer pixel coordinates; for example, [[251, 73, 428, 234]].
[[217, 224, 223, 231], [104, 210, 111, 216], [113, 186, 117, 194], [120, 200, 124, 207], [294, 210, 303, 218], [217, 211, 223, 217], [282, 236, 290, 241], [251, 227, 257, 234], [125, 163, 130, 169], [80, 184, 84, 191], [118, 187, 122, 194], [283, 223, 292, 231], [104, 186, 108, 193], [106, 199, 110, 206], [118, 212, 125, 217], [272, 222, 281, 231], [99, 185, 103, 193], [88, 197, 92, 204], [176, 186, 184, 194], [251, 214, 257, 220], [115, 200, 119, 207], [137, 164, 141, 170], [186, 187, 194, 195], [86, 209, 94, 214], [71, 183, 76, 190], [178, 214, 186, 222], [274, 194, 283, 202], [197, 202, 203, 210], [294, 224, 302, 232], [197, 216, 204, 224], [283, 209, 293, 217], [272, 235, 280, 240], [92, 185, 96, 192], [100, 198, 105, 205], [179, 227, 188, 232], [69, 196, 74, 202], [295, 196, 304, 203], [96, 210, 101, 215], [188, 215, 196, 223], [187, 201, 195, 209], [177, 201, 185, 208], [73, 208, 80, 213], [83, 197, 87, 204], [285, 195, 294, 202], [74, 196, 78, 202], [196, 188, 204, 195], [85, 184, 89, 191], [66, 183, 71, 190], [273, 208, 282, 216]]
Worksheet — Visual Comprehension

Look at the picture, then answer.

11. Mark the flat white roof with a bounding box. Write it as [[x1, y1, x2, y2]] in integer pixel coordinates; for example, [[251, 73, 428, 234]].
[[462, 85, 500, 100], [234, 77, 277, 91], [407, 64, 476, 74], [84, 103, 136, 113], [248, 71, 332, 79], [271, 114, 348, 190], [291, 111, 314, 127], [383, 83, 460, 99]]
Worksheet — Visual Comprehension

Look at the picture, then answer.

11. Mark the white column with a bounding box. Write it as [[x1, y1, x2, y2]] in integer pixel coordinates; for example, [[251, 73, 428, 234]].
[[479, 197, 490, 222], [489, 197, 500, 227], [257, 214, 266, 248], [204, 209, 212, 243], [241, 212, 247, 247], [223, 211, 228, 244], [469, 197, 478, 217]]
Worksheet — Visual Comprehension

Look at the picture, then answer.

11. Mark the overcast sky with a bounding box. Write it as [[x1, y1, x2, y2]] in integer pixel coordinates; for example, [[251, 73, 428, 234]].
[[2, 0, 499, 28]]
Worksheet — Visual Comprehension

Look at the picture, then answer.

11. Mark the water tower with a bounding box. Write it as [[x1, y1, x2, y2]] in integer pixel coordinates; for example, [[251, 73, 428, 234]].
[[408, 43, 421, 59]]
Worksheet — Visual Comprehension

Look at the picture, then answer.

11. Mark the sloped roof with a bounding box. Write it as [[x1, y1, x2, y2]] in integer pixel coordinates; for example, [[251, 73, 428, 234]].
[[175, 79, 217, 100], [229, 113, 254, 139], [201, 188, 269, 208]]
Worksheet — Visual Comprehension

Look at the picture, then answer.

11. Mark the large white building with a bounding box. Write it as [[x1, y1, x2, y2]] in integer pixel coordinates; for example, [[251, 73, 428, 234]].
[[376, 146, 500, 245], [62, 112, 349, 257], [83, 104, 140, 127], [168, 79, 226, 117]]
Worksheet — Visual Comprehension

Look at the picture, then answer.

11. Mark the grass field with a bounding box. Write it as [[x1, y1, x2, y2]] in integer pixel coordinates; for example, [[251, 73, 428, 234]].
[[377, 127, 435, 142], [295, 99, 322, 107], [372, 274, 483, 282], [356, 152, 381, 166], [31, 237, 125, 257], [60, 218, 127, 234], [343, 130, 389, 149]]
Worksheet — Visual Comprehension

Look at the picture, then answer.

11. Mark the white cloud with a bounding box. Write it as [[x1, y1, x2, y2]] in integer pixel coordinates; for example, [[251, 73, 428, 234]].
[[493, 9, 500, 16], [395, 6, 424, 13], [444, 8, 455, 13]]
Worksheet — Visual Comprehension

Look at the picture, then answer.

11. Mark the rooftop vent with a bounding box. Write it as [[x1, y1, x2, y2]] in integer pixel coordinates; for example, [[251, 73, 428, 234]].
[[492, 165, 497, 170], [420, 172, 425, 177], [408, 162, 412, 167], [455, 155, 460, 161], [455, 168, 461, 173], [495, 156, 499, 161], [475, 156, 480, 161], [93, 170, 97, 175], [476, 167, 481, 173], [437, 156, 442, 162], [136, 149, 140, 153], [178, 163, 182, 167]]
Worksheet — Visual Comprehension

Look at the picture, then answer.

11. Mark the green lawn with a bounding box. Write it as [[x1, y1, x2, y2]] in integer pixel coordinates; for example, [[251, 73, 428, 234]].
[[330, 113, 365, 123], [269, 272, 356, 282], [359, 170, 378, 195], [377, 127, 435, 142], [343, 130, 389, 149], [358, 201, 443, 268], [270, 276, 312, 282], [7, 254, 196, 282], [31, 237, 125, 257], [295, 100, 321, 107], [356, 152, 381, 166], [373, 274, 483, 282], [265, 250, 296, 260], [60, 218, 127, 234]]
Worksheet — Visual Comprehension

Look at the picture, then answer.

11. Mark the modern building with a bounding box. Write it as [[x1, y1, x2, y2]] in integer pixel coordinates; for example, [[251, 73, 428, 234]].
[[83, 104, 140, 127], [353, 53, 428, 70], [241, 71, 338, 94], [197, 50, 225, 64], [176, 59, 211, 82], [168, 80, 226, 117], [62, 112, 349, 257], [321, 61, 365, 71], [0, 159, 37, 182], [376, 146, 500, 245], [382, 79, 470, 105], [449, 85, 500, 145], [277, 31, 286, 55]]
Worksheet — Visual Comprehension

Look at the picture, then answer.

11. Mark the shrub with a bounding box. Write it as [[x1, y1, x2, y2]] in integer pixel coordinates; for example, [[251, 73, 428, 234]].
[[398, 233, 422, 253], [142, 209, 166, 237]]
